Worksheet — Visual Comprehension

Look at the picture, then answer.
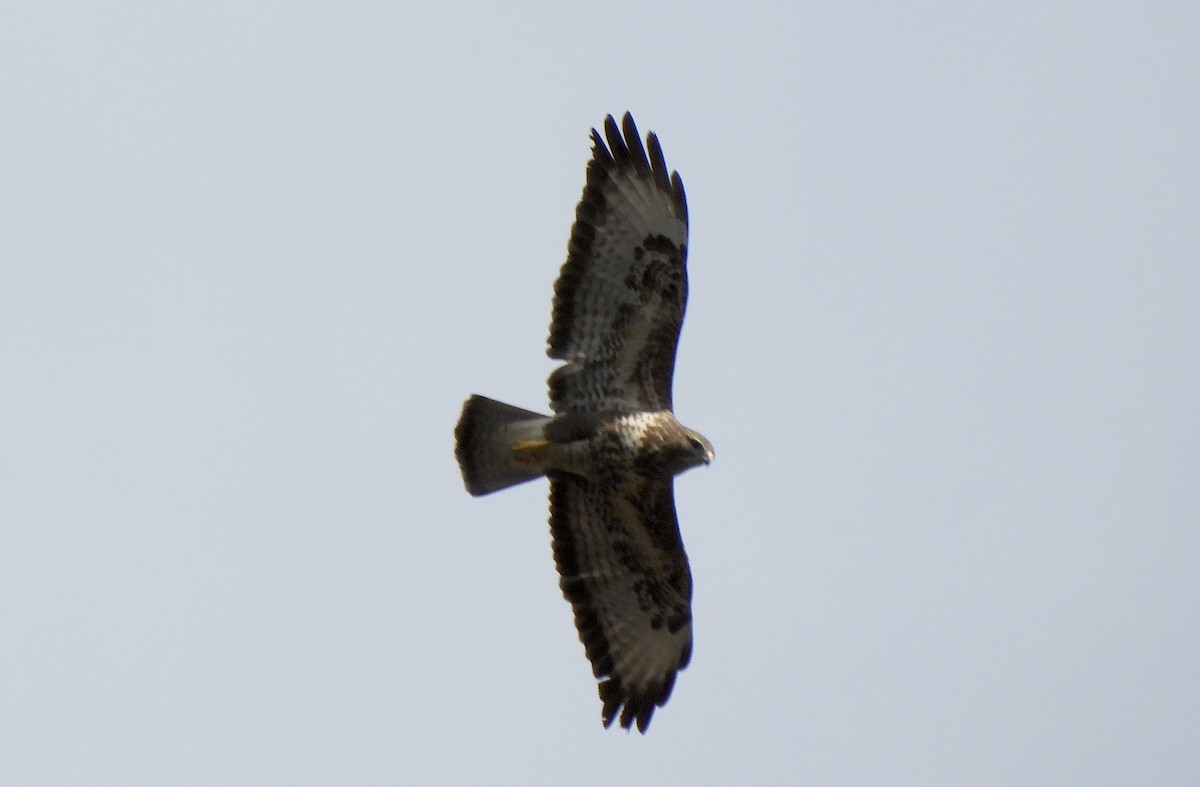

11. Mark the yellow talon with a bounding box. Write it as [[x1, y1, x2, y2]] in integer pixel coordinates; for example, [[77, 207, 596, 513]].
[[513, 438, 549, 453]]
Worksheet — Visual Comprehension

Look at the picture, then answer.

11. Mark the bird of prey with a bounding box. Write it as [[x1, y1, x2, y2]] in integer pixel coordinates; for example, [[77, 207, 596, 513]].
[[454, 113, 713, 733]]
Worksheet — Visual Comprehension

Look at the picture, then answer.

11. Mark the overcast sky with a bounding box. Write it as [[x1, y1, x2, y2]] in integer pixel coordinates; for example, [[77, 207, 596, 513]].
[[3, 2, 1198, 784]]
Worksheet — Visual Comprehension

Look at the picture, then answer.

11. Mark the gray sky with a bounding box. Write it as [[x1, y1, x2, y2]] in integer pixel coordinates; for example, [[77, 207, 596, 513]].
[[3, 2, 1198, 784]]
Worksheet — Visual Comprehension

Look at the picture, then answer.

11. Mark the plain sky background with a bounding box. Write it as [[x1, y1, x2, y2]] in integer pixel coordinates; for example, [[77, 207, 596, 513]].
[[3, 2, 1198, 784]]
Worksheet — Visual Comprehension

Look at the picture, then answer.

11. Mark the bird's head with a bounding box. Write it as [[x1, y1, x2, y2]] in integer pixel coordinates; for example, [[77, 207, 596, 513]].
[[659, 427, 713, 476], [686, 430, 715, 467]]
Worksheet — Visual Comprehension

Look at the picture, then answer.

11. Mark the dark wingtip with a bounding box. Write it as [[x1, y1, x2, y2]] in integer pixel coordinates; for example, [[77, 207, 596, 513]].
[[597, 676, 666, 734], [647, 131, 670, 192], [585, 113, 685, 208], [594, 112, 688, 224], [620, 113, 651, 177], [603, 114, 628, 162], [671, 171, 688, 226], [590, 127, 613, 166]]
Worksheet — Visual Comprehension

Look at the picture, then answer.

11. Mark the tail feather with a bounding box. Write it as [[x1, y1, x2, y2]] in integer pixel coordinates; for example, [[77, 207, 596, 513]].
[[455, 395, 552, 496]]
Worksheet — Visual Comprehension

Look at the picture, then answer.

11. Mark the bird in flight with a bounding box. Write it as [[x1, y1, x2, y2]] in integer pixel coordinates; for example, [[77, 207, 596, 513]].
[[455, 113, 712, 732]]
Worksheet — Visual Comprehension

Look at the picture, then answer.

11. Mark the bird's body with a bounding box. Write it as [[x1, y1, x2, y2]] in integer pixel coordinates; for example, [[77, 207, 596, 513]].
[[455, 114, 711, 732]]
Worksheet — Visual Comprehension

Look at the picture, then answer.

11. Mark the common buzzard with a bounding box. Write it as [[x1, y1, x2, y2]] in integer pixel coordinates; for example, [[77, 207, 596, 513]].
[[454, 113, 713, 732]]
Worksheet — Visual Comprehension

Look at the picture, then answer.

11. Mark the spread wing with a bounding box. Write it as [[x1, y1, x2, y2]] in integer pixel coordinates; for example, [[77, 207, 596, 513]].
[[547, 113, 690, 415], [548, 471, 693, 733]]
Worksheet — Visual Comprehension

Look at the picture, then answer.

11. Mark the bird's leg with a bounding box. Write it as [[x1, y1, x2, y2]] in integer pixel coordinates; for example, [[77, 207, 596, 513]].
[[511, 438, 550, 466]]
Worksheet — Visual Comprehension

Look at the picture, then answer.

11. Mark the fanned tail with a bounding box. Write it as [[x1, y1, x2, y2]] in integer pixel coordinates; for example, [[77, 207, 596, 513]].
[[454, 395, 552, 496]]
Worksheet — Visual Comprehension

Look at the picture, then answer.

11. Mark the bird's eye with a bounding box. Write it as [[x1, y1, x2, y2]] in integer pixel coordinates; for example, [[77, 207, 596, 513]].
[[689, 438, 703, 451]]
